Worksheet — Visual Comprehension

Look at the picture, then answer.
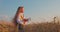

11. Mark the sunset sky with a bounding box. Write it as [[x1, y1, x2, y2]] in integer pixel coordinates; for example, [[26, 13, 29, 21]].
[[0, 0, 60, 22]]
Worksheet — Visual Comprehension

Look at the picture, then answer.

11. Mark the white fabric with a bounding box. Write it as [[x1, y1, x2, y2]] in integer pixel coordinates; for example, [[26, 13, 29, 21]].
[[17, 19, 23, 24], [17, 13, 24, 24]]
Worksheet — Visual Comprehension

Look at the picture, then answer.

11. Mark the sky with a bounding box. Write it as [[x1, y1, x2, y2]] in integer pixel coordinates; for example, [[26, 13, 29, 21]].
[[0, 0, 60, 22]]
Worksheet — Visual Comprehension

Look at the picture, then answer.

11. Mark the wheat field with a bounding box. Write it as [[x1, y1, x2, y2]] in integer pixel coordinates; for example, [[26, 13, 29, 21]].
[[0, 20, 60, 32]]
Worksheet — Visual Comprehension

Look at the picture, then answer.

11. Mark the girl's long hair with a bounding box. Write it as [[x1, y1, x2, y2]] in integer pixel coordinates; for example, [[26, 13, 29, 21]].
[[13, 7, 24, 25]]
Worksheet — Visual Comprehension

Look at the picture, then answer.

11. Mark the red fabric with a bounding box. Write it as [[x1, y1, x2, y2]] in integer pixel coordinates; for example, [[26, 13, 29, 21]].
[[23, 19, 28, 24]]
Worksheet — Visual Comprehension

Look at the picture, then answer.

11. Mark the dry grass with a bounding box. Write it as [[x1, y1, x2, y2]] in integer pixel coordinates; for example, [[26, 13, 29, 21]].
[[0, 21, 16, 32], [25, 22, 60, 32], [0, 20, 60, 32]]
